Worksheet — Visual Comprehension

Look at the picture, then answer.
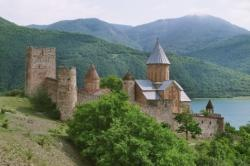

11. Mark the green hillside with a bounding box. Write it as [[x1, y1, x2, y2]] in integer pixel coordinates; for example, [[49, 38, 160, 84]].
[[2, 17, 250, 97], [0, 17, 147, 91], [187, 35, 250, 74], [169, 54, 250, 97], [28, 18, 139, 49]]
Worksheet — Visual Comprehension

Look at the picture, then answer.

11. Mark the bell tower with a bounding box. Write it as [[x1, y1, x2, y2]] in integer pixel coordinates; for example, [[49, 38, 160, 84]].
[[146, 39, 170, 82]]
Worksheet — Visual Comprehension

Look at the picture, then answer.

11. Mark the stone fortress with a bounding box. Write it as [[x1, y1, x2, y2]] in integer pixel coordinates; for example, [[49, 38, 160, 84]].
[[25, 47, 108, 120], [25, 39, 224, 138]]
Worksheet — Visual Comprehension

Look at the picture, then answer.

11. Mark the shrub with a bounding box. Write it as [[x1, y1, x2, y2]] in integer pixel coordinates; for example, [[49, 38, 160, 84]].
[[161, 122, 171, 129], [4, 89, 25, 97], [100, 75, 123, 92], [2, 119, 8, 129], [48, 124, 67, 136], [33, 135, 53, 148], [67, 92, 195, 165], [0, 108, 16, 114], [25, 149, 33, 160], [200, 109, 211, 117], [30, 88, 60, 119], [0, 108, 5, 114]]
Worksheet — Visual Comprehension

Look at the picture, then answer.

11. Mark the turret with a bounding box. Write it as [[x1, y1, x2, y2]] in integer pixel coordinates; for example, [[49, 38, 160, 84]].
[[56, 66, 77, 121], [123, 71, 135, 101], [146, 39, 170, 82], [206, 100, 214, 114], [84, 64, 100, 93]]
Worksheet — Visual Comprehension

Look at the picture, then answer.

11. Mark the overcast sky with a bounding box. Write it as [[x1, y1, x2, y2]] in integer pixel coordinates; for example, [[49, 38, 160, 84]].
[[1, 0, 250, 29]]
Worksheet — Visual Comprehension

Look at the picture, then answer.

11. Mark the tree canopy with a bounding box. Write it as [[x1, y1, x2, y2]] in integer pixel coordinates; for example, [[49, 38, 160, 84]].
[[100, 75, 123, 92], [175, 112, 202, 140], [67, 92, 196, 165]]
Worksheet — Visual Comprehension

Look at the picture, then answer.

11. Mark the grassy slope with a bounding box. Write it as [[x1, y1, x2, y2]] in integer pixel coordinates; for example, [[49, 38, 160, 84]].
[[0, 97, 87, 166]]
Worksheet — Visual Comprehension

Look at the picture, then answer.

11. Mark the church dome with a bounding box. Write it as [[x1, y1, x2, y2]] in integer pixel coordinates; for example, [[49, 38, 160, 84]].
[[146, 38, 170, 65], [84, 64, 100, 81], [123, 71, 134, 80]]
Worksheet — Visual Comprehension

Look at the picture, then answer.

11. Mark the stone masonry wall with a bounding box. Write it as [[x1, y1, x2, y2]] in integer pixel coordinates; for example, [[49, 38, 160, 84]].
[[43, 78, 58, 103], [25, 47, 56, 96], [123, 80, 135, 101], [193, 114, 224, 138], [135, 84, 147, 105], [147, 64, 169, 82], [172, 113, 224, 138], [159, 84, 180, 113], [180, 102, 191, 113], [141, 104, 175, 130], [77, 89, 110, 106]]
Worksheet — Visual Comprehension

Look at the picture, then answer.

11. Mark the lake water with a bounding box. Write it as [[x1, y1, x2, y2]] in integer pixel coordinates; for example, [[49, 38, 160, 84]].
[[191, 98, 250, 128]]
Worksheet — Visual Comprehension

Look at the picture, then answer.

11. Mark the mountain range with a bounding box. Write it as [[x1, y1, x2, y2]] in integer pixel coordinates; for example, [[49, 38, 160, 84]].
[[28, 15, 249, 52], [28, 15, 250, 74], [1, 15, 250, 97]]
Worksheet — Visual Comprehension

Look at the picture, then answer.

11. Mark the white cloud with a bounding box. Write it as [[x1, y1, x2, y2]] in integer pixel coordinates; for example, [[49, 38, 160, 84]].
[[0, 0, 250, 29]]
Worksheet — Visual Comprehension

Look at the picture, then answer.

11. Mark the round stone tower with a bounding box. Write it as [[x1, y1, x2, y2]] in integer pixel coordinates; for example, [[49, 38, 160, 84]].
[[146, 39, 170, 82], [123, 71, 135, 101], [84, 64, 100, 93], [56, 66, 77, 121]]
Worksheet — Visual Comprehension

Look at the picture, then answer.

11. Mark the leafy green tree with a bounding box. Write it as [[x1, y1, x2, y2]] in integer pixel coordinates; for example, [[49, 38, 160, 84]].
[[175, 112, 201, 140], [100, 75, 123, 92], [67, 92, 196, 165]]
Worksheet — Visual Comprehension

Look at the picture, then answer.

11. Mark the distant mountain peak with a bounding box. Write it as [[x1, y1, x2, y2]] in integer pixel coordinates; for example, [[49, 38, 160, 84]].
[[0, 17, 16, 26], [26, 15, 249, 53]]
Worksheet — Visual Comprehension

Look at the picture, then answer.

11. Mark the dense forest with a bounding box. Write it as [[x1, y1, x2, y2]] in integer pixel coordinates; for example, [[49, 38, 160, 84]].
[[188, 35, 250, 74], [2, 17, 250, 97]]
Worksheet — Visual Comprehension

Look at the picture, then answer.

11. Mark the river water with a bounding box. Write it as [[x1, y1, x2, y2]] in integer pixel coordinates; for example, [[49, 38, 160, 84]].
[[191, 98, 250, 128]]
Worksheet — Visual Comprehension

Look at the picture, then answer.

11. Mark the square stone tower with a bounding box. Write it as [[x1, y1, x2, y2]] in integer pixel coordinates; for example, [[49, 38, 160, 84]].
[[25, 47, 56, 96]]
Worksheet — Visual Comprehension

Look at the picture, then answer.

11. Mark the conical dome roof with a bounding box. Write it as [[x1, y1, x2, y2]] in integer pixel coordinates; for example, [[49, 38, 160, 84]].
[[123, 71, 134, 80], [206, 100, 214, 109], [146, 38, 170, 65], [84, 64, 100, 81]]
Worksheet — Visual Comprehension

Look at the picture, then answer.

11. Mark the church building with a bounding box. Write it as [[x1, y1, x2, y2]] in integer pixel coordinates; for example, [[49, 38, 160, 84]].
[[123, 39, 191, 113]]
